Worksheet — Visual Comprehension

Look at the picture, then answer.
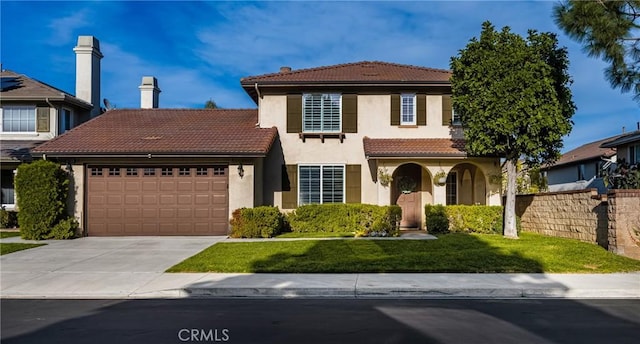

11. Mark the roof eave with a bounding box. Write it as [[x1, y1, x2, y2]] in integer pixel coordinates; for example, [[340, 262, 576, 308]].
[[31, 152, 270, 159]]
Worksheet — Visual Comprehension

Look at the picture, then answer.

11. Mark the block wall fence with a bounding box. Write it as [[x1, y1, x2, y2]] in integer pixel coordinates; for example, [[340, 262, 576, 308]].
[[513, 189, 640, 260]]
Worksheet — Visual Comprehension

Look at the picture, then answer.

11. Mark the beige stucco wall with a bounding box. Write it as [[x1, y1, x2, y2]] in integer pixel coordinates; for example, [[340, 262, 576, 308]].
[[69, 164, 85, 232], [228, 163, 256, 214], [259, 94, 502, 213]]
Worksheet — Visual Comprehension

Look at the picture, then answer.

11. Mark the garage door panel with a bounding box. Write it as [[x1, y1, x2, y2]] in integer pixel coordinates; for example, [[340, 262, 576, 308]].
[[160, 182, 175, 192], [142, 195, 157, 205], [178, 195, 193, 205], [142, 181, 158, 191], [177, 208, 192, 218], [194, 194, 210, 205], [107, 181, 123, 192], [87, 165, 228, 236], [125, 182, 140, 192], [142, 208, 158, 218], [177, 181, 193, 192], [160, 195, 176, 205], [194, 181, 210, 191], [124, 195, 140, 205]]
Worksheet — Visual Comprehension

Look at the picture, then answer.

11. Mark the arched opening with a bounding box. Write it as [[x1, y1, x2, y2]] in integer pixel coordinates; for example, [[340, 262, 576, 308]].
[[447, 163, 487, 205], [392, 163, 432, 228]]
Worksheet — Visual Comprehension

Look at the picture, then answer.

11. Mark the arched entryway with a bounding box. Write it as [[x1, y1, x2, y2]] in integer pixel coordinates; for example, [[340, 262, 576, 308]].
[[447, 163, 487, 205], [392, 163, 432, 228]]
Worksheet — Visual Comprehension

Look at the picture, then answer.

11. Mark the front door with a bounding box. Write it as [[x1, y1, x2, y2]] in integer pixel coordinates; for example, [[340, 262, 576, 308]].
[[393, 164, 422, 228]]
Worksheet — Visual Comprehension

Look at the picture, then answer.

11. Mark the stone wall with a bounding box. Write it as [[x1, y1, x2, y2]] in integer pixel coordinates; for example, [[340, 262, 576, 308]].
[[514, 189, 608, 248], [607, 190, 640, 260]]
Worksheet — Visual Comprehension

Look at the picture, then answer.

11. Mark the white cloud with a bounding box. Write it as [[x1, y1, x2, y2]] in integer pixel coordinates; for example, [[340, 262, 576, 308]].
[[47, 10, 90, 46]]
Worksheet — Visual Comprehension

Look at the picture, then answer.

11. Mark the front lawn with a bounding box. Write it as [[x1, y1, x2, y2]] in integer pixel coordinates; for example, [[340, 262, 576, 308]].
[[167, 232, 640, 273], [0, 243, 46, 255], [0, 232, 21, 238]]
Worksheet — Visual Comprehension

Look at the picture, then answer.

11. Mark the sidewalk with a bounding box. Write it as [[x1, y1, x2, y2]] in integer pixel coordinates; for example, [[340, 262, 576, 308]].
[[1, 235, 639, 299]]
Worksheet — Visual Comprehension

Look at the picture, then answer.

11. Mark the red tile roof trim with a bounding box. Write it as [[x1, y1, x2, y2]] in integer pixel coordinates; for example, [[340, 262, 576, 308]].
[[363, 137, 467, 158]]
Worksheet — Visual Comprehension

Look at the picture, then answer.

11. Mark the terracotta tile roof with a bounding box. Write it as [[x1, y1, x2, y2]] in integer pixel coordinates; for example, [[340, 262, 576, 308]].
[[32, 109, 277, 157], [241, 61, 452, 84], [549, 135, 621, 168], [0, 70, 91, 108], [363, 137, 466, 158]]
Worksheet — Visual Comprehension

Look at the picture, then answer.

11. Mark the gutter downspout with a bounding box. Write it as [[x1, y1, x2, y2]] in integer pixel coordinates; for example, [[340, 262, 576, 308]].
[[45, 97, 58, 136], [254, 82, 262, 127]]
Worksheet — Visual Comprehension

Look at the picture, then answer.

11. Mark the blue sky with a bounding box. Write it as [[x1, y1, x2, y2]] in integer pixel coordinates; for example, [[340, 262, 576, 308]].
[[1, 0, 638, 152]]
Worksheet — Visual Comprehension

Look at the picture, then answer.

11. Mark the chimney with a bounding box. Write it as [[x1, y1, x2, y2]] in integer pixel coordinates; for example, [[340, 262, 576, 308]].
[[139, 76, 161, 109], [74, 36, 103, 117], [280, 66, 292, 73]]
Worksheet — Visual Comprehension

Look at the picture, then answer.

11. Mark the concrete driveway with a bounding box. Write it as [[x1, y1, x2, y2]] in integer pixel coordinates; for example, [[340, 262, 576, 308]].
[[0, 236, 225, 298]]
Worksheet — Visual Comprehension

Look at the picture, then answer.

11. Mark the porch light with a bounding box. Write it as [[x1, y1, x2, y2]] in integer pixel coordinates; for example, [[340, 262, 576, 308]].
[[237, 164, 244, 178]]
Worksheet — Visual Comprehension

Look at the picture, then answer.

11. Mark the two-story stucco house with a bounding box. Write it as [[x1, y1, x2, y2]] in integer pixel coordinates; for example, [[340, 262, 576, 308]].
[[33, 61, 501, 236], [0, 36, 104, 210]]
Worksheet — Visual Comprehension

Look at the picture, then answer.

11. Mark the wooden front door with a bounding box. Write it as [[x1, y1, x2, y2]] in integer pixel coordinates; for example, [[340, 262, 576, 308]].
[[394, 164, 422, 229]]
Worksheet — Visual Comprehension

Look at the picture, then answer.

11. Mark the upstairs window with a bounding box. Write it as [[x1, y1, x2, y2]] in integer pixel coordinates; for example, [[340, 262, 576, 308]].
[[302, 93, 341, 133], [2, 106, 36, 132], [60, 108, 72, 134], [400, 93, 416, 125]]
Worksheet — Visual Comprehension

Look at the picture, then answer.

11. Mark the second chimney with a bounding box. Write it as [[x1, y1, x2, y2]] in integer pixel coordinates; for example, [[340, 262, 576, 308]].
[[139, 76, 161, 109]]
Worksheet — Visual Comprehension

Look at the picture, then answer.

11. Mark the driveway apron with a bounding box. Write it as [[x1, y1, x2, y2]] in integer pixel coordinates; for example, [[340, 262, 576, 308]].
[[0, 237, 225, 298]]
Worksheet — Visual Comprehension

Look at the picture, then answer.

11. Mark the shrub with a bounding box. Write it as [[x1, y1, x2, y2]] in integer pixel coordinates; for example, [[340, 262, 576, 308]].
[[50, 217, 79, 239], [287, 204, 401, 237], [14, 160, 70, 240], [425, 204, 449, 234], [446, 205, 504, 234], [230, 206, 284, 238], [0, 207, 18, 228]]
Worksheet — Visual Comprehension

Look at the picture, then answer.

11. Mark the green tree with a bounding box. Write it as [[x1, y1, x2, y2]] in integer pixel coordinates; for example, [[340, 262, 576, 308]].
[[204, 98, 218, 109], [450, 22, 575, 238], [554, 0, 640, 102]]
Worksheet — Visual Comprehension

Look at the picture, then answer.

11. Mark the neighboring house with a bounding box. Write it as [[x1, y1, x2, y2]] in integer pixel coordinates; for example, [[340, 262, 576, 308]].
[[543, 135, 621, 194], [600, 129, 640, 166], [1, 36, 103, 210], [33, 61, 502, 236]]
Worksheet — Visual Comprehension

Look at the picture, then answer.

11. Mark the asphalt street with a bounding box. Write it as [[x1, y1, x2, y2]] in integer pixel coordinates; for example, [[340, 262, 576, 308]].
[[2, 298, 639, 344]]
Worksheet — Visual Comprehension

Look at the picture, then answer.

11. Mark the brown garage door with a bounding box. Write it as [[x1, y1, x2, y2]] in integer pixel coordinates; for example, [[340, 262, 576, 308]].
[[87, 166, 228, 236]]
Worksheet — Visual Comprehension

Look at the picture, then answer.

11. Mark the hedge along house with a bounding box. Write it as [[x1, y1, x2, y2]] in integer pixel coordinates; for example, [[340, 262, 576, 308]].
[[242, 61, 502, 229]]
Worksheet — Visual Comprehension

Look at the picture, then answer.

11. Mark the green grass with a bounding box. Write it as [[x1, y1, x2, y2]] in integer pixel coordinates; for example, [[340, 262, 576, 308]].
[[0, 243, 46, 255], [276, 231, 355, 238], [0, 231, 21, 238], [167, 232, 640, 273]]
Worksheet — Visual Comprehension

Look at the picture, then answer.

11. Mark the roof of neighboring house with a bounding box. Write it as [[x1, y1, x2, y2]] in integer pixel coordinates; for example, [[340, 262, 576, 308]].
[[0, 140, 47, 162], [32, 109, 278, 157], [600, 130, 640, 148], [546, 135, 621, 169], [240, 61, 452, 102], [363, 137, 466, 158], [0, 70, 91, 108]]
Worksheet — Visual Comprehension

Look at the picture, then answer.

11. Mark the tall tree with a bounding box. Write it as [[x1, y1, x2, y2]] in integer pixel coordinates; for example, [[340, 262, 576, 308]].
[[204, 99, 218, 109], [450, 21, 576, 238], [554, 0, 640, 102]]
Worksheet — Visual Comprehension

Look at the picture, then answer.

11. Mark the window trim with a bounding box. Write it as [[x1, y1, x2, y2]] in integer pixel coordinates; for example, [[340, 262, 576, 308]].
[[297, 164, 346, 205], [1, 106, 37, 133], [400, 93, 416, 125], [446, 171, 458, 205], [302, 93, 342, 133]]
